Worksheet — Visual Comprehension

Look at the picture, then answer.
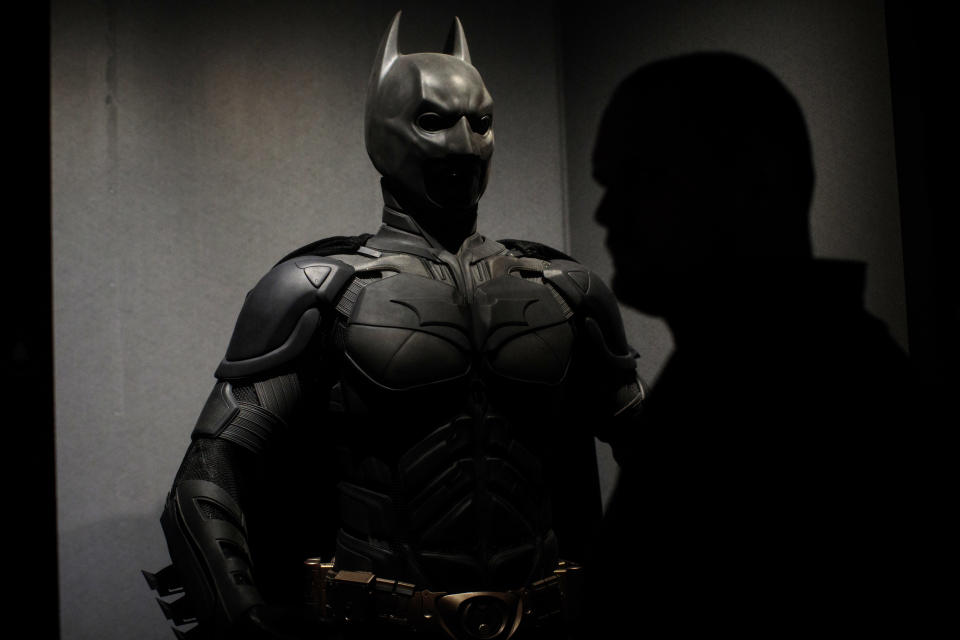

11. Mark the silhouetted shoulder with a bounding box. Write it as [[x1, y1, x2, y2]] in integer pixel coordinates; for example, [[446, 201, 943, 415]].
[[215, 255, 355, 380], [538, 258, 634, 371], [500, 240, 636, 370], [498, 238, 576, 263], [499, 240, 628, 358]]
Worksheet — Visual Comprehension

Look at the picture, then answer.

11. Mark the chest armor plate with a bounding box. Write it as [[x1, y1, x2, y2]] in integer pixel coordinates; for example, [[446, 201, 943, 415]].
[[343, 271, 574, 391]]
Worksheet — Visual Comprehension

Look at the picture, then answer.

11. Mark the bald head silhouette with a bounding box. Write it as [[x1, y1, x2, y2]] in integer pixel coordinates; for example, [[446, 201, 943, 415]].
[[594, 52, 814, 318]]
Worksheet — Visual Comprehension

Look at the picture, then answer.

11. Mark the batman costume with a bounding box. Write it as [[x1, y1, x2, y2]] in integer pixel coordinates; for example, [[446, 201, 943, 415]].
[[145, 13, 643, 640]]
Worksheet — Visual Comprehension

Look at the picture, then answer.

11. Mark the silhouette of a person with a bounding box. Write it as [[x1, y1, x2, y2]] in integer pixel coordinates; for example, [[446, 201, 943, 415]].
[[590, 53, 918, 636]]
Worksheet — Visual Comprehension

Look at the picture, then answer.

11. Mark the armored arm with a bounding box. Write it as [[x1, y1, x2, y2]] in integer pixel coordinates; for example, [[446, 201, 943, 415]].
[[160, 375, 304, 638], [545, 260, 644, 462], [151, 257, 353, 639]]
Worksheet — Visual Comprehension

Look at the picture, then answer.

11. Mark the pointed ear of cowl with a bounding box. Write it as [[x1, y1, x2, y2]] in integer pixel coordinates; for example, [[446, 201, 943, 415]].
[[370, 10, 402, 91], [443, 16, 471, 64]]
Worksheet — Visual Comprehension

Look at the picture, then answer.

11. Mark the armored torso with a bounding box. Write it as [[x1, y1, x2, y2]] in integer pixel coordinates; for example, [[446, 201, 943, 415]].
[[303, 211, 607, 593], [206, 208, 639, 596]]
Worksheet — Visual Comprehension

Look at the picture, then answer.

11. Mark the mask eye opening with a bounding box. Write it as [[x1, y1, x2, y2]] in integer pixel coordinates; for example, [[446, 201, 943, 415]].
[[469, 114, 492, 135], [417, 112, 451, 132]]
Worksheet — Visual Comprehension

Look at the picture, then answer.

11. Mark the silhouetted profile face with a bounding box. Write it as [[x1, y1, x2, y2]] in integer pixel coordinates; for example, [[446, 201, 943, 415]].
[[365, 12, 494, 212], [593, 53, 814, 317]]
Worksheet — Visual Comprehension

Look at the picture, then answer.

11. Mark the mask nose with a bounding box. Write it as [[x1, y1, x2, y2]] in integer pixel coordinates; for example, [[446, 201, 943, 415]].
[[443, 116, 476, 156]]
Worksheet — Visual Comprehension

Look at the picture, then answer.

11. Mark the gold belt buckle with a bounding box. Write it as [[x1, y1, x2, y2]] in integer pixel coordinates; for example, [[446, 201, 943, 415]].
[[432, 591, 524, 640]]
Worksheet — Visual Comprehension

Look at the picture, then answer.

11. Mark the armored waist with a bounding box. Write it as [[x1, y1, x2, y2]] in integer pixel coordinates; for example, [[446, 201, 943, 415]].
[[304, 559, 583, 640]]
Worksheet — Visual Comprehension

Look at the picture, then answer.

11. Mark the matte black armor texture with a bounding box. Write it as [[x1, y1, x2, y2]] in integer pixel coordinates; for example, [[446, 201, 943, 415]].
[[216, 257, 355, 380], [155, 13, 642, 640], [327, 231, 628, 594], [160, 479, 264, 631]]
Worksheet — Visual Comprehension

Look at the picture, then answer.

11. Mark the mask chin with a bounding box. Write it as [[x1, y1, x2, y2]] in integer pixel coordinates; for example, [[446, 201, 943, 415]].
[[423, 156, 486, 209]]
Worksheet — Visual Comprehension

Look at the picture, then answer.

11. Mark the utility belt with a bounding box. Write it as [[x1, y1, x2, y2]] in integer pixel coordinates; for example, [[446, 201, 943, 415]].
[[304, 559, 583, 640]]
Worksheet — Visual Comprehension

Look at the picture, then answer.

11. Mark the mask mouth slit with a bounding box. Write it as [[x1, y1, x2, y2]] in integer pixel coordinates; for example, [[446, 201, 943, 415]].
[[424, 156, 485, 208]]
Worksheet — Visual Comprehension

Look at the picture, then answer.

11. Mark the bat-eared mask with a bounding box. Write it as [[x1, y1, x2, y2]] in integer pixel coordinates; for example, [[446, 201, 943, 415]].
[[365, 12, 494, 232]]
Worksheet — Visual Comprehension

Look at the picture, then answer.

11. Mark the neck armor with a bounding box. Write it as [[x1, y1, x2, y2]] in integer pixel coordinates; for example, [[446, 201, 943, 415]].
[[364, 12, 494, 220]]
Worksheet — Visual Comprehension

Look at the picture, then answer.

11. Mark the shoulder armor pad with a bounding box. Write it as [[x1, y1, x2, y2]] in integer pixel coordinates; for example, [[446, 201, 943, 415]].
[[544, 261, 635, 370], [498, 238, 576, 263], [215, 257, 354, 379]]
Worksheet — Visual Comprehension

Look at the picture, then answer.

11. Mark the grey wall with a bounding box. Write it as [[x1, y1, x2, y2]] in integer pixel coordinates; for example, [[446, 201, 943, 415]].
[[51, 1, 907, 637], [51, 1, 566, 638]]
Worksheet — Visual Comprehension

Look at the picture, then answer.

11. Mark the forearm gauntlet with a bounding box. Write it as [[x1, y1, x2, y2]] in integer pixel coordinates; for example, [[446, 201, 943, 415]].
[[156, 374, 303, 636], [161, 477, 264, 632]]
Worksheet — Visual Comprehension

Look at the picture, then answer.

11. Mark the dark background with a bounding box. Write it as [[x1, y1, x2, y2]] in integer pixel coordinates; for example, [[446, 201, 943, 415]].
[[18, 1, 953, 637]]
